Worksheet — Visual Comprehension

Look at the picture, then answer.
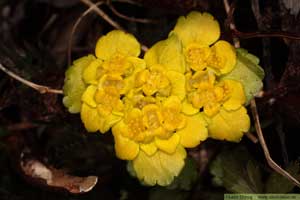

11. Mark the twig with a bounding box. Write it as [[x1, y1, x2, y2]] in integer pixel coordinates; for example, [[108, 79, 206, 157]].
[[39, 14, 58, 38], [141, 44, 149, 52], [223, 0, 240, 48], [223, 0, 300, 188], [68, 1, 104, 65], [79, 0, 149, 52], [251, 0, 289, 166], [107, 1, 158, 24], [80, 0, 124, 30], [233, 29, 300, 40], [0, 63, 63, 94], [245, 132, 258, 143], [250, 100, 300, 187]]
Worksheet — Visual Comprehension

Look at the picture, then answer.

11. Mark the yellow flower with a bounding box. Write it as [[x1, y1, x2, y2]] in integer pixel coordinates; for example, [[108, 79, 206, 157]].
[[204, 81, 250, 142], [142, 35, 187, 100], [113, 96, 185, 159], [170, 11, 236, 75], [169, 11, 250, 142], [80, 30, 145, 133], [184, 70, 250, 141], [184, 68, 245, 116], [82, 30, 145, 86], [134, 64, 186, 100], [112, 96, 207, 186], [62, 10, 260, 186], [135, 65, 170, 96], [111, 34, 209, 186], [183, 68, 250, 142], [80, 83, 123, 133]]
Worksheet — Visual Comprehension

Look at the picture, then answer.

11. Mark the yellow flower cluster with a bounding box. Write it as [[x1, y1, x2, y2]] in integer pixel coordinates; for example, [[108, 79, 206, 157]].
[[63, 11, 251, 186]]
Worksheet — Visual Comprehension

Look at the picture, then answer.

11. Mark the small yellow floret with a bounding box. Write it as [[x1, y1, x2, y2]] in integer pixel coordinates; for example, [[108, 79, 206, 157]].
[[184, 43, 211, 71]]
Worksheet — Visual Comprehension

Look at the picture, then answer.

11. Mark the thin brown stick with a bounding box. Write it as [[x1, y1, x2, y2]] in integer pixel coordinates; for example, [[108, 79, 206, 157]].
[[80, 0, 124, 30], [79, 0, 149, 52], [39, 14, 58, 37], [107, 1, 158, 24], [223, 0, 300, 188], [250, 100, 300, 187], [223, 0, 240, 48], [68, 1, 104, 65], [233, 29, 300, 40], [141, 44, 149, 52], [245, 132, 258, 143], [0, 63, 63, 94]]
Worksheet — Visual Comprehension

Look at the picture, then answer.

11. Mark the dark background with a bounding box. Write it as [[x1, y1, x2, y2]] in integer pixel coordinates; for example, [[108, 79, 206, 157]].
[[0, 0, 300, 199]]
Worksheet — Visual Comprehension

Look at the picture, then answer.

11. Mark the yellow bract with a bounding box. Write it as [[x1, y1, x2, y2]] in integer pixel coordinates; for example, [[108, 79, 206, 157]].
[[177, 113, 208, 148], [83, 59, 102, 85], [206, 107, 250, 142], [170, 12, 220, 46], [63, 55, 96, 113], [95, 30, 140, 60], [144, 35, 186, 73], [132, 145, 186, 186]]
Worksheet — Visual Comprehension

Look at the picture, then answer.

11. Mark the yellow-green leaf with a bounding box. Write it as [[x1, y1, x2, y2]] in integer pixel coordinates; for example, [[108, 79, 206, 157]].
[[132, 145, 187, 186], [63, 55, 95, 113], [221, 48, 265, 104], [207, 107, 250, 142]]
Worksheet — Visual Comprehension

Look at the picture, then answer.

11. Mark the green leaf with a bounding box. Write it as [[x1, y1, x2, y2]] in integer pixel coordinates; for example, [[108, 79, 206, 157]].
[[221, 48, 265, 104], [265, 161, 300, 193], [63, 55, 95, 113], [210, 146, 263, 193], [167, 158, 198, 191]]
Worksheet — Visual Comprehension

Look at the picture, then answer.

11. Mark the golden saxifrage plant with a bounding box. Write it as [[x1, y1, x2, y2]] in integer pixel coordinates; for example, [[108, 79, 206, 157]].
[[63, 11, 264, 186]]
